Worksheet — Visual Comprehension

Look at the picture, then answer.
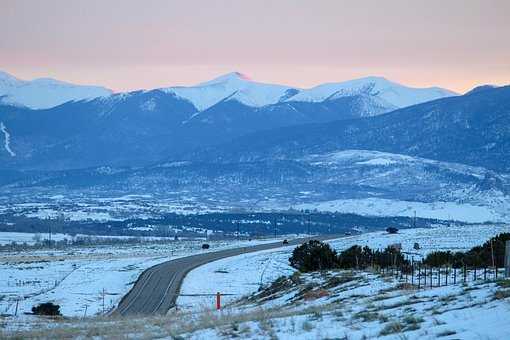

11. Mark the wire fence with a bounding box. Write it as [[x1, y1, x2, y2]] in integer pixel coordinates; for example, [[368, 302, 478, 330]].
[[376, 264, 506, 289]]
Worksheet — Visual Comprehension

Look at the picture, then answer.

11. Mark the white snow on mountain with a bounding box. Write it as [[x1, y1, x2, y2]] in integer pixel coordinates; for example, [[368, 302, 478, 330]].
[[0, 71, 113, 109], [0, 70, 457, 113], [0, 122, 16, 157], [163, 73, 456, 112], [286, 76, 457, 108], [162, 72, 297, 111]]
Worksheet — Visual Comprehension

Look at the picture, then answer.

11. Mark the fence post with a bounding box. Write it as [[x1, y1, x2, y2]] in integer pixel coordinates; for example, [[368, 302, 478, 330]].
[[445, 267, 448, 286], [411, 264, 414, 286], [464, 266, 467, 283], [417, 266, 421, 289], [505, 240, 510, 278], [216, 292, 221, 310], [430, 267, 433, 288], [438, 267, 441, 287], [14, 299, 19, 316]]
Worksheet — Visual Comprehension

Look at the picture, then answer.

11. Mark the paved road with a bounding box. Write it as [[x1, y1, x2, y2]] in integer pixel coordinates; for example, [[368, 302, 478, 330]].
[[115, 235, 340, 316]]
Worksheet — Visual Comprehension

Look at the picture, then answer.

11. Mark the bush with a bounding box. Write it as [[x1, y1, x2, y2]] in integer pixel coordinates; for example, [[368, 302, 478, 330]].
[[289, 240, 338, 272], [423, 250, 465, 267], [32, 302, 61, 316], [423, 233, 510, 268], [337, 245, 409, 269]]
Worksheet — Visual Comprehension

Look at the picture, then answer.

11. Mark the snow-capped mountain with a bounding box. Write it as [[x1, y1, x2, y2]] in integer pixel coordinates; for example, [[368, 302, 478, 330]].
[[0, 70, 466, 170], [161, 72, 456, 113], [0, 69, 455, 112], [200, 85, 510, 173], [162, 72, 298, 111], [286, 76, 457, 108], [0, 71, 112, 109]]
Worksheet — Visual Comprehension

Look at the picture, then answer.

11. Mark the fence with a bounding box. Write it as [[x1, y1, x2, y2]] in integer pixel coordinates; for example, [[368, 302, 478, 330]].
[[377, 264, 505, 289]]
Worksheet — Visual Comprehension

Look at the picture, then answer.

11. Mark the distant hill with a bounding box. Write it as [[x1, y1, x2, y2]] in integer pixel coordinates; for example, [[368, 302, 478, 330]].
[[197, 85, 510, 172]]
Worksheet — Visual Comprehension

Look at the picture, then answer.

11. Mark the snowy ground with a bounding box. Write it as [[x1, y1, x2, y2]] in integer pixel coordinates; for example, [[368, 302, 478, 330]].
[[0, 231, 183, 245], [0, 232, 71, 245], [178, 246, 296, 310], [295, 197, 507, 223], [178, 224, 508, 310], [184, 271, 510, 340], [1, 223, 509, 339], [328, 224, 510, 258], [0, 238, 281, 318]]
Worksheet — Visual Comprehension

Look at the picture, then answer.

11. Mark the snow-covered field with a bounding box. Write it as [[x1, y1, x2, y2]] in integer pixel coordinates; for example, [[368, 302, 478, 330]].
[[177, 224, 508, 310], [184, 270, 510, 340], [1, 223, 509, 339], [328, 224, 509, 258], [0, 232, 71, 245], [0, 231, 185, 246], [178, 246, 296, 310], [295, 198, 507, 223], [0, 238, 280, 318]]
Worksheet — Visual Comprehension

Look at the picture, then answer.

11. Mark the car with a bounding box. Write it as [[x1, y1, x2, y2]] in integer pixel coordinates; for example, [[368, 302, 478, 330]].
[[201, 243, 210, 249], [283, 239, 289, 245]]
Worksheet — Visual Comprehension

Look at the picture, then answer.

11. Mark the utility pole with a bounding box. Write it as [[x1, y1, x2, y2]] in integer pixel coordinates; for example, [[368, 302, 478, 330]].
[[505, 240, 510, 278], [490, 239, 495, 268], [48, 224, 52, 248]]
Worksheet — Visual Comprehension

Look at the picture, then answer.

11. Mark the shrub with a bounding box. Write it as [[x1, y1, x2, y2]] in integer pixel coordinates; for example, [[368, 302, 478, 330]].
[[289, 240, 338, 272], [337, 245, 409, 269], [32, 302, 61, 316], [423, 233, 510, 268]]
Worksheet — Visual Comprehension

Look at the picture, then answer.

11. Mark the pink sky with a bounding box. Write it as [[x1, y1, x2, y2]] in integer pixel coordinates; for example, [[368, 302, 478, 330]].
[[1, 0, 509, 93]]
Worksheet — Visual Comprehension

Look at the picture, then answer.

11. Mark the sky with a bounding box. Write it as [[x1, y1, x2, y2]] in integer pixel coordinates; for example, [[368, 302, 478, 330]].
[[1, 0, 509, 93]]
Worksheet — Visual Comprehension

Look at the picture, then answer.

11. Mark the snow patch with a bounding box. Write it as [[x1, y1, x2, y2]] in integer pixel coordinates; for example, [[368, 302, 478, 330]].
[[0, 122, 16, 156], [295, 198, 505, 223]]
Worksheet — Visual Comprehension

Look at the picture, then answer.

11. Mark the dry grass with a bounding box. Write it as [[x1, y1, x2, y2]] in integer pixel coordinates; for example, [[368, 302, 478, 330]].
[[493, 289, 510, 300]]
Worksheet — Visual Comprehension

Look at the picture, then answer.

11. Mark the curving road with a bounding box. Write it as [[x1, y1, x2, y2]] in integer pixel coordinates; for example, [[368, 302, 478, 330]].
[[115, 235, 340, 316]]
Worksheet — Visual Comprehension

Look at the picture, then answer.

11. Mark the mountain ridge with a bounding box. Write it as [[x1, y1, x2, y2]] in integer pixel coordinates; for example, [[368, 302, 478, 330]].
[[193, 85, 510, 172], [0, 70, 113, 109]]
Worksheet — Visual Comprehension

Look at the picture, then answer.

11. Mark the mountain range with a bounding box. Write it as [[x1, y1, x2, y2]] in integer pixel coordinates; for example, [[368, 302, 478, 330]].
[[0, 71, 456, 170], [200, 85, 510, 173], [0, 70, 508, 223]]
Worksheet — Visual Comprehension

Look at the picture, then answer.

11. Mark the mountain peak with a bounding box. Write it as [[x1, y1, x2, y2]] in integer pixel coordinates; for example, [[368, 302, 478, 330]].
[[0, 69, 112, 109], [197, 72, 252, 86], [287, 76, 457, 108], [466, 85, 498, 95], [0, 71, 25, 88]]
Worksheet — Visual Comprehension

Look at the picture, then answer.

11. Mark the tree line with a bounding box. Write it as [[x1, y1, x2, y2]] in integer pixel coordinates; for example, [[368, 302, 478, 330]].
[[289, 233, 510, 272]]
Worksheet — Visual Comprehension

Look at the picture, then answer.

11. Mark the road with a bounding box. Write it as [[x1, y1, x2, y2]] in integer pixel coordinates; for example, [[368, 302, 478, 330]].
[[115, 235, 340, 316]]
